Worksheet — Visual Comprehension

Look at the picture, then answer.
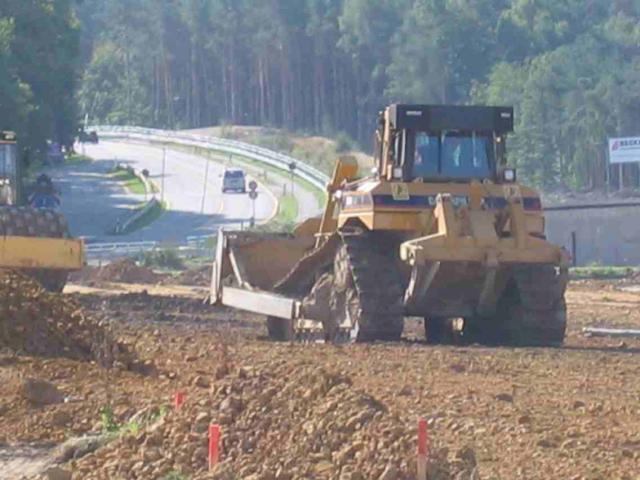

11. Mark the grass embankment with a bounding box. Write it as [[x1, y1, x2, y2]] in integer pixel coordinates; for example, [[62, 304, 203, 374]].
[[25, 153, 91, 181], [570, 265, 638, 280], [120, 200, 167, 234], [110, 167, 147, 195], [191, 125, 374, 177], [277, 194, 299, 223], [65, 153, 92, 165]]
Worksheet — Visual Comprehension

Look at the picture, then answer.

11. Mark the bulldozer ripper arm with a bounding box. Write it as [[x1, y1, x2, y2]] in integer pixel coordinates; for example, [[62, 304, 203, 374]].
[[399, 194, 571, 268], [316, 156, 359, 244], [401, 194, 569, 317]]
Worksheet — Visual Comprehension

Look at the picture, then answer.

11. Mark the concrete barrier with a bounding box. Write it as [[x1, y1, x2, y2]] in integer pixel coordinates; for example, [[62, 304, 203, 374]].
[[546, 207, 640, 266], [115, 198, 160, 235]]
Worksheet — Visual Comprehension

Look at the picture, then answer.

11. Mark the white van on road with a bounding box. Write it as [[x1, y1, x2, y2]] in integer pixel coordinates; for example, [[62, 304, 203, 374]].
[[222, 168, 246, 193]]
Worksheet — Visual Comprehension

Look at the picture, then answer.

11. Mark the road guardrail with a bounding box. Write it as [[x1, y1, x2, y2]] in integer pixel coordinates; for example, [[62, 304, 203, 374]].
[[89, 125, 331, 191]]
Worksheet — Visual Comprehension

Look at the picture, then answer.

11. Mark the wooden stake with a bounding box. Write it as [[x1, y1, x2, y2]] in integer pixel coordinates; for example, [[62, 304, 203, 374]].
[[417, 418, 429, 480]]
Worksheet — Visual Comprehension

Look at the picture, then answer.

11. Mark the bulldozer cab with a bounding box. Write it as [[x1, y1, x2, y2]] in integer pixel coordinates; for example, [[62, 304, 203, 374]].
[[378, 105, 514, 184], [0, 131, 19, 205]]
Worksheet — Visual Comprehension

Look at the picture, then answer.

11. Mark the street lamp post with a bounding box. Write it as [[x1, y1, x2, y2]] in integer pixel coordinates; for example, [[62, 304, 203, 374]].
[[161, 147, 166, 203], [248, 180, 258, 228], [201, 158, 210, 214], [288, 161, 297, 197]]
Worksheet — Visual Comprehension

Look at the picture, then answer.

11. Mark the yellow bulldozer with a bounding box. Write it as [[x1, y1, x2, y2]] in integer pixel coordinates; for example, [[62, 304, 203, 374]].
[[211, 105, 570, 346], [0, 131, 84, 291]]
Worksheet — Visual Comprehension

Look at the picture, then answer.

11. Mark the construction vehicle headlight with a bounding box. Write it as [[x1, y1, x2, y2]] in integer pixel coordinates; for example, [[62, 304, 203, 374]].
[[503, 168, 516, 183]]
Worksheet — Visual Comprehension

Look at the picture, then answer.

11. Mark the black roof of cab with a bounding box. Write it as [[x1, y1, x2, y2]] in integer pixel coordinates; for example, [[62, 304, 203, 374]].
[[387, 104, 514, 134]]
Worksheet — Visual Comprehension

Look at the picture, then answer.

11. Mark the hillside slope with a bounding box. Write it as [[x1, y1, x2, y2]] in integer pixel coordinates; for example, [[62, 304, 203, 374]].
[[186, 126, 373, 177]]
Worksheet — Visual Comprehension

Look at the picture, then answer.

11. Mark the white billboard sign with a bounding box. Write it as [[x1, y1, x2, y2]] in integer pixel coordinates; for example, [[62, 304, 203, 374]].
[[609, 137, 640, 164]]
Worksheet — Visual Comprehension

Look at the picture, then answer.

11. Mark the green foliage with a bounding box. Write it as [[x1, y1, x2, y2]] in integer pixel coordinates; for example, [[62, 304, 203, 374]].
[[0, 1, 80, 155], [99, 403, 167, 438], [125, 421, 140, 435], [79, 40, 150, 125], [570, 266, 636, 280], [253, 132, 295, 156], [335, 132, 354, 153], [277, 194, 299, 225], [100, 405, 119, 433], [141, 248, 185, 270], [65, 153, 92, 166], [74, 1, 640, 191], [110, 166, 147, 195]]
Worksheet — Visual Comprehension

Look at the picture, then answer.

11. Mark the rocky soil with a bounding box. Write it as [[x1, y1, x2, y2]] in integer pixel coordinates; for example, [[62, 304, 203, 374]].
[[0, 278, 639, 479], [161, 266, 211, 287], [0, 271, 136, 368]]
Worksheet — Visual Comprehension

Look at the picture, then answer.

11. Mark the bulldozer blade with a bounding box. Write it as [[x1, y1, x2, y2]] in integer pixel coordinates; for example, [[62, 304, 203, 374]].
[[213, 229, 316, 294], [221, 286, 299, 320]]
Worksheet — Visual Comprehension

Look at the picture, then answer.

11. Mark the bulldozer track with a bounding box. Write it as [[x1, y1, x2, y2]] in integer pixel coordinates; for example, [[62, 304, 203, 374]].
[[0, 206, 70, 292], [464, 264, 567, 346], [338, 232, 405, 342], [289, 231, 405, 343], [501, 264, 567, 346]]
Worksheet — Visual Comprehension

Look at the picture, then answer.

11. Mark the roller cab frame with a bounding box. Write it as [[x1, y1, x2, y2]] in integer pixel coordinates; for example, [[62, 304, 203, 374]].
[[0, 131, 85, 285]]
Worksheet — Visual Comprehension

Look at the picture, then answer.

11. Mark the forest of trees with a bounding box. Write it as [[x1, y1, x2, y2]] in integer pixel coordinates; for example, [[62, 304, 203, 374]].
[[1, 1, 639, 190], [0, 0, 79, 152]]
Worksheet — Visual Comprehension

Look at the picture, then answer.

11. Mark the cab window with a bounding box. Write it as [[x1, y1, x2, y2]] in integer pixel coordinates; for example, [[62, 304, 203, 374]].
[[413, 134, 439, 177], [412, 131, 493, 180], [224, 170, 244, 179], [0, 144, 17, 177]]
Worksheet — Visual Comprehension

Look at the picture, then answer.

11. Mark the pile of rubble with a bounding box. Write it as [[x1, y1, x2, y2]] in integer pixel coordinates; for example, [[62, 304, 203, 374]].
[[72, 258, 163, 285], [163, 265, 212, 287], [0, 270, 136, 369], [72, 360, 476, 479]]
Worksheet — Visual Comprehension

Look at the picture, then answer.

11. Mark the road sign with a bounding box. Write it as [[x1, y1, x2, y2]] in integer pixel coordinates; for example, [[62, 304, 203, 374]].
[[609, 137, 640, 164], [248, 180, 258, 191], [249, 190, 258, 200], [288, 162, 297, 172]]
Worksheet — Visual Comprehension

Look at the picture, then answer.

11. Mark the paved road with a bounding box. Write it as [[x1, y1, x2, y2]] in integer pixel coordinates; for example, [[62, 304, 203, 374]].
[[50, 141, 279, 243]]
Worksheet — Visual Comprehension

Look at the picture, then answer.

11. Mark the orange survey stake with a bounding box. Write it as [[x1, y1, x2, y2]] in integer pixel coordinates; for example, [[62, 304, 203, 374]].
[[209, 424, 221, 470]]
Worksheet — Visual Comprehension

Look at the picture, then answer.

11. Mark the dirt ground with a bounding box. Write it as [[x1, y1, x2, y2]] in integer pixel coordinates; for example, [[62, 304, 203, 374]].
[[1, 277, 639, 479]]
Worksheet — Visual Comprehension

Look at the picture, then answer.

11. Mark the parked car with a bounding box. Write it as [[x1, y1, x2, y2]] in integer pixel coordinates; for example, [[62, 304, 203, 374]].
[[222, 168, 246, 193]]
